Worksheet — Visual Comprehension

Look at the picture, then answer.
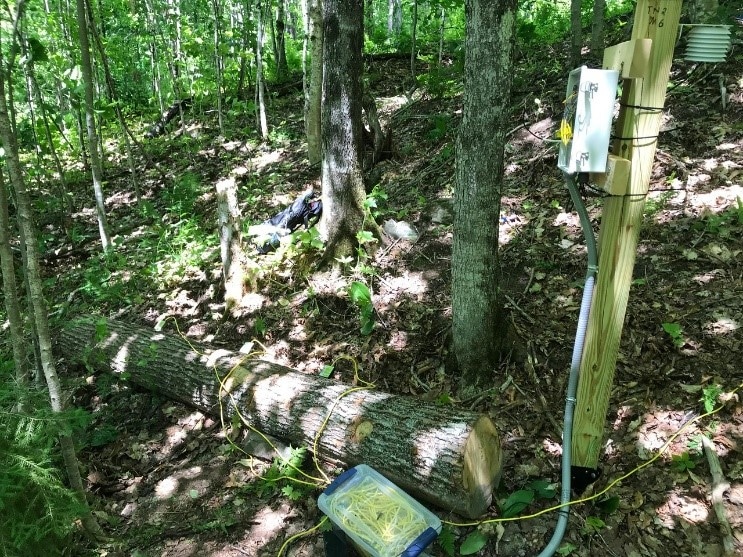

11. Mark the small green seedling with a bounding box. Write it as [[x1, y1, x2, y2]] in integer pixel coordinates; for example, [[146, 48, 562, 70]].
[[662, 322, 684, 348], [459, 529, 488, 555], [671, 452, 696, 472], [557, 542, 578, 556], [348, 281, 374, 335], [580, 516, 606, 536], [702, 384, 723, 413]]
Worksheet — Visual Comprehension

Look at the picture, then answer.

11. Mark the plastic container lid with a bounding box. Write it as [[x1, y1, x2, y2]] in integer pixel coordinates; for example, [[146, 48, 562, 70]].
[[318, 464, 442, 557]]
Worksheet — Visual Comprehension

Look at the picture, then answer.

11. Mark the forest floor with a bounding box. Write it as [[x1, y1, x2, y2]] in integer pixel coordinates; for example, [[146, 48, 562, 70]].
[[51, 38, 743, 557]]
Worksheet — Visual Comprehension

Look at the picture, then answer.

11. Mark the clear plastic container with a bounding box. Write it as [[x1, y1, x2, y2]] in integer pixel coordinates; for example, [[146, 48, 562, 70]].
[[318, 464, 441, 557]]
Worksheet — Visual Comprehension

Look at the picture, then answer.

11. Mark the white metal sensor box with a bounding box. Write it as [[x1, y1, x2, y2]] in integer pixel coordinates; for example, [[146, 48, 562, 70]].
[[557, 66, 619, 174]]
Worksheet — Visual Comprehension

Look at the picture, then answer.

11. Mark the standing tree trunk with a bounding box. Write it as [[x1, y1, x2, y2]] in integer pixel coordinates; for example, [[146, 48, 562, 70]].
[[304, 0, 323, 165], [86, 2, 144, 204], [144, 0, 165, 113], [237, 0, 254, 99], [75, 0, 112, 251], [319, 0, 366, 261], [570, 0, 582, 68], [410, 0, 418, 89], [0, 37, 101, 538], [212, 0, 225, 135], [438, 6, 446, 66], [0, 168, 28, 389], [387, 0, 401, 36], [255, 0, 269, 139], [453, 0, 517, 397], [274, 0, 289, 81], [216, 177, 245, 310], [590, 0, 606, 55]]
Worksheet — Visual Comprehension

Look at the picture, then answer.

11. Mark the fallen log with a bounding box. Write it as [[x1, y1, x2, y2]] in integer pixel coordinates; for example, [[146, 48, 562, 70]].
[[60, 317, 502, 518], [144, 97, 192, 139]]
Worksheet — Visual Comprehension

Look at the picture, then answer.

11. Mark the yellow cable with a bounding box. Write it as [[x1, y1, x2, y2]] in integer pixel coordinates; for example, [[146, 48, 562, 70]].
[[442, 382, 742, 528], [276, 516, 328, 557], [165, 318, 741, 552]]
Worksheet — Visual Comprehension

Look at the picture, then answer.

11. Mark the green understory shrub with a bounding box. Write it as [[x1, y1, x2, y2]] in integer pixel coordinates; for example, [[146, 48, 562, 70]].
[[0, 377, 87, 556]]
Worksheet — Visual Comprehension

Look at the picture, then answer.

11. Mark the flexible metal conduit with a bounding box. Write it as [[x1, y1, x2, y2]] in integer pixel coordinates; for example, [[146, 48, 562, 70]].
[[535, 173, 598, 557]]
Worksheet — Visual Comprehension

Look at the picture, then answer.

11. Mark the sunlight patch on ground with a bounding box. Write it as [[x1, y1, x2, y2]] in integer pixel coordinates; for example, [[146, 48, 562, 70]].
[[687, 184, 743, 213], [378, 95, 409, 115], [387, 330, 409, 351], [240, 292, 266, 312], [655, 492, 709, 526], [251, 148, 283, 172], [382, 271, 428, 298], [633, 410, 696, 462], [693, 270, 725, 284], [288, 321, 308, 342], [244, 503, 296, 552], [704, 314, 739, 335], [154, 466, 204, 499]]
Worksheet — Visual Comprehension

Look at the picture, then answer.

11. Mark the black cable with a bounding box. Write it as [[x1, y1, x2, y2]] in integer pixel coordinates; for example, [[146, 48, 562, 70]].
[[611, 134, 660, 142], [617, 102, 664, 113]]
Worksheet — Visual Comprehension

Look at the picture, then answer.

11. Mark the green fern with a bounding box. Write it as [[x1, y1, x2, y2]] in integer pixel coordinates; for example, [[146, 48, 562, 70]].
[[0, 377, 87, 555]]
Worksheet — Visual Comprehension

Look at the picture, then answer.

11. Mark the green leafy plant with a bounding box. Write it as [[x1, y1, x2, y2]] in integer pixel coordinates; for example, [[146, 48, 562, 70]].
[[293, 226, 324, 252], [348, 281, 375, 335], [661, 322, 684, 348], [499, 479, 556, 518], [671, 452, 697, 472], [644, 190, 674, 217], [435, 392, 455, 406], [364, 185, 388, 220], [459, 529, 488, 555], [501, 489, 535, 518], [257, 446, 310, 499], [580, 516, 606, 536], [162, 171, 202, 218], [596, 495, 620, 516], [254, 317, 267, 337], [702, 384, 723, 413], [557, 541, 578, 555], [437, 524, 455, 556], [692, 197, 743, 237]]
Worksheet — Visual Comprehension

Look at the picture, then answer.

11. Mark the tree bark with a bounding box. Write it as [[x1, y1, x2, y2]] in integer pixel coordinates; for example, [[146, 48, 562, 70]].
[[570, 0, 582, 68], [304, 0, 323, 165], [319, 0, 367, 261], [216, 177, 245, 309], [0, 168, 28, 389], [387, 0, 401, 35], [361, 91, 389, 170], [410, 0, 418, 87], [212, 0, 225, 135], [256, 0, 269, 139], [590, 0, 606, 55], [60, 317, 503, 519], [75, 0, 112, 251], [274, 1, 289, 81], [453, 1, 517, 396]]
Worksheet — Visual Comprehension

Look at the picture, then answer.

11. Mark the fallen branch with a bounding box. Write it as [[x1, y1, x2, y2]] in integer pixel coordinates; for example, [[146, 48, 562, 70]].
[[702, 435, 737, 556]]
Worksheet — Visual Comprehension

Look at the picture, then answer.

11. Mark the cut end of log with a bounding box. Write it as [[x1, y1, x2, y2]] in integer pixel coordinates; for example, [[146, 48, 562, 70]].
[[462, 416, 502, 517]]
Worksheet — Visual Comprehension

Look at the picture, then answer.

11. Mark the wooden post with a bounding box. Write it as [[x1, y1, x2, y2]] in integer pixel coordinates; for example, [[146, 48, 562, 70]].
[[571, 0, 682, 473]]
